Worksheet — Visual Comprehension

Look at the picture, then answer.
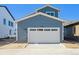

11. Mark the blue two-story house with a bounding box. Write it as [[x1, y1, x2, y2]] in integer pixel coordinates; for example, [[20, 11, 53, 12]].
[[16, 5, 65, 43]]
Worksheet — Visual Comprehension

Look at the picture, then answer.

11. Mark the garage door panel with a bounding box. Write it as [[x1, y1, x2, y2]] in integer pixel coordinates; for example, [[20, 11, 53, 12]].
[[28, 28, 60, 44]]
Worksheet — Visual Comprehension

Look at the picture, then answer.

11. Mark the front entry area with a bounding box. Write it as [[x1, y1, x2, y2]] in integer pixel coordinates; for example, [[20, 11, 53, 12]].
[[28, 27, 60, 44]]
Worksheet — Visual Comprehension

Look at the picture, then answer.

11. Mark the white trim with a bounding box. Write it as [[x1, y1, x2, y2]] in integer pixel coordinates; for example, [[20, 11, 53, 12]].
[[28, 27, 60, 29], [16, 12, 65, 23], [36, 5, 60, 12], [16, 23, 18, 41], [62, 23, 64, 42]]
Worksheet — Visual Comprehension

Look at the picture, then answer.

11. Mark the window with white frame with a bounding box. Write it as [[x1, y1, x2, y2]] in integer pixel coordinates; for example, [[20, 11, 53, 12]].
[[3, 19, 6, 25], [8, 21, 13, 27], [45, 11, 55, 16]]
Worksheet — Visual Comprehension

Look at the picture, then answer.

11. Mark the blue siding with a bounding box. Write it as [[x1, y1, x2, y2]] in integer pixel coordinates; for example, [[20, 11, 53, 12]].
[[64, 26, 74, 38], [17, 15, 63, 43], [37, 6, 58, 17]]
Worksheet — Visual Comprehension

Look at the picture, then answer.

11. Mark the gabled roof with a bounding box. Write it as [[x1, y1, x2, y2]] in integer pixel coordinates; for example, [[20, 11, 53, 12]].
[[36, 5, 60, 12], [65, 20, 79, 27], [63, 20, 71, 26], [0, 6, 15, 21], [16, 12, 65, 23]]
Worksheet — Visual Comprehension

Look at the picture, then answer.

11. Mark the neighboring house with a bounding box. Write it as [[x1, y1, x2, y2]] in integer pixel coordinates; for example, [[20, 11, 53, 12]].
[[0, 6, 15, 38], [16, 5, 65, 43], [64, 21, 79, 41]]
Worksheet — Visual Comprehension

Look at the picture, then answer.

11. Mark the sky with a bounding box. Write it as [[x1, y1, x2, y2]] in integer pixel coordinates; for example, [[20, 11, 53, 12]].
[[1, 4, 79, 21]]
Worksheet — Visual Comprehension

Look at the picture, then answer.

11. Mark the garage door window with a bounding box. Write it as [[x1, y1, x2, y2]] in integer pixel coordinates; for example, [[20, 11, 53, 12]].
[[44, 29, 50, 31], [30, 29, 36, 31], [51, 29, 58, 31], [37, 29, 43, 31], [30, 29, 58, 31]]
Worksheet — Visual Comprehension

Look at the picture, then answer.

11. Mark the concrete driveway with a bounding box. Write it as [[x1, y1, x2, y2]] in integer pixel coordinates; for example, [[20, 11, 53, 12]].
[[26, 44, 65, 49], [0, 44, 79, 55]]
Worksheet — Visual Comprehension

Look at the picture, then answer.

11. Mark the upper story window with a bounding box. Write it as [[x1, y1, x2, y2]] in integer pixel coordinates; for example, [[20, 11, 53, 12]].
[[11, 22, 13, 27], [46, 11, 55, 16], [8, 21, 10, 26], [3, 19, 6, 25], [8, 21, 13, 27]]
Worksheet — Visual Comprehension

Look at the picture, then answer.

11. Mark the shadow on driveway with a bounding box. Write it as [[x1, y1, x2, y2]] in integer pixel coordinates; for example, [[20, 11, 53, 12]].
[[64, 37, 79, 44], [63, 37, 79, 49], [0, 38, 16, 47]]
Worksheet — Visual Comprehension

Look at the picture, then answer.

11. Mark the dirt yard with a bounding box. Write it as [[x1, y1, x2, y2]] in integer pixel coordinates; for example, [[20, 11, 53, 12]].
[[0, 43, 27, 49], [63, 40, 79, 49], [0, 38, 27, 49]]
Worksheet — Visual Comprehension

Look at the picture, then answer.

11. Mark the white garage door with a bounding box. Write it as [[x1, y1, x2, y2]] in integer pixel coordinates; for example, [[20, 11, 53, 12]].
[[28, 27, 60, 44]]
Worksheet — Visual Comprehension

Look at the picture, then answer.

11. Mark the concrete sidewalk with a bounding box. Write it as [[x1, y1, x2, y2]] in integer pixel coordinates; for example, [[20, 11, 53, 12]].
[[0, 44, 79, 55], [0, 47, 79, 55]]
